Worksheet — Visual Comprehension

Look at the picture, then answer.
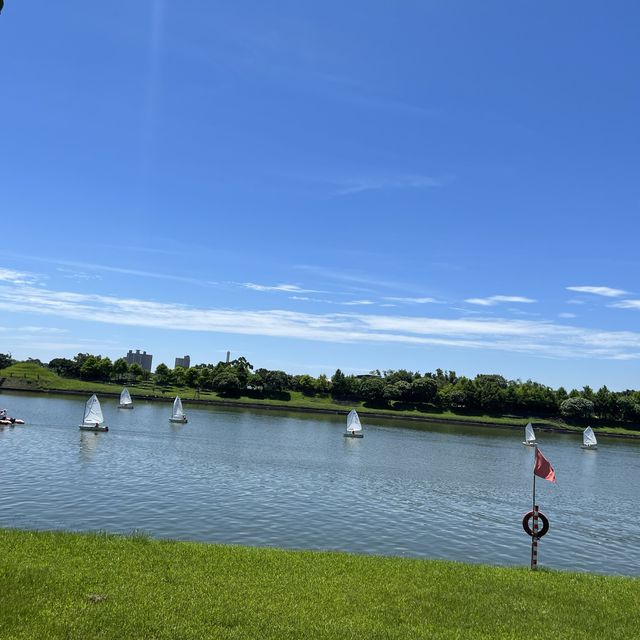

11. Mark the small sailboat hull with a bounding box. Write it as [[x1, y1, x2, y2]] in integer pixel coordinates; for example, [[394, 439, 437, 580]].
[[522, 441, 536, 446], [169, 417, 188, 423], [580, 444, 597, 449], [344, 432, 363, 438], [118, 404, 134, 409], [79, 424, 109, 432]]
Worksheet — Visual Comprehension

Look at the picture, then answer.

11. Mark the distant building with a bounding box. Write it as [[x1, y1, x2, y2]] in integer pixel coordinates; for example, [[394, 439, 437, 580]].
[[226, 351, 230, 363], [175, 355, 190, 369], [126, 349, 153, 372]]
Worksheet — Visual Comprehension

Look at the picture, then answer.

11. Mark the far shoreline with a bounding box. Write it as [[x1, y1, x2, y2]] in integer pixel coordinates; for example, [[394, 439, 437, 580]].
[[2, 382, 639, 440]]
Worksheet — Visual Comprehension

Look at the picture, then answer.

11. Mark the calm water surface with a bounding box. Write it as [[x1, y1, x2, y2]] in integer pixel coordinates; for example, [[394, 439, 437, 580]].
[[1, 391, 639, 576]]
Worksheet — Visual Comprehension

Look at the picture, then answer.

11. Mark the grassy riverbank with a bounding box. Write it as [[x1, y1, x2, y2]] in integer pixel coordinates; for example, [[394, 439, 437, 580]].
[[1, 529, 638, 640], [2, 362, 639, 437]]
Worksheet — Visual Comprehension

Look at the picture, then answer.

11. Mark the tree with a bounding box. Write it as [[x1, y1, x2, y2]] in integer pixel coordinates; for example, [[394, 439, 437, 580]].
[[411, 377, 438, 404], [80, 356, 102, 381], [617, 395, 640, 422], [359, 377, 386, 404], [112, 358, 129, 382], [129, 363, 144, 381], [383, 381, 411, 402], [594, 386, 616, 420], [184, 367, 200, 388], [213, 369, 242, 395], [98, 357, 113, 382], [262, 370, 290, 393], [155, 363, 172, 386], [295, 374, 318, 396], [48, 357, 79, 378], [560, 397, 595, 422], [0, 353, 15, 369]]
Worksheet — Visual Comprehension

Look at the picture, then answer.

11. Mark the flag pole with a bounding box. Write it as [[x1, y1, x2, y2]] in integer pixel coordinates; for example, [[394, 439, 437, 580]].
[[530, 445, 538, 570]]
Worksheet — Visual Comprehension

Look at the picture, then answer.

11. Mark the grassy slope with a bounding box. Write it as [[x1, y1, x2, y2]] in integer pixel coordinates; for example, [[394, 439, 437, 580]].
[[1, 529, 639, 640], [2, 362, 638, 436]]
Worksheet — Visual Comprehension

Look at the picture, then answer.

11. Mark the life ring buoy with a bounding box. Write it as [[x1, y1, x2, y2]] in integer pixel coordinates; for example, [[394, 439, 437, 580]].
[[522, 511, 549, 538]]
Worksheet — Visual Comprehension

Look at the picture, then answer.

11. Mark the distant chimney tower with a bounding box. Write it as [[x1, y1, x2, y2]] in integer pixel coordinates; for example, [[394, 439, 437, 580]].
[[226, 351, 230, 363]]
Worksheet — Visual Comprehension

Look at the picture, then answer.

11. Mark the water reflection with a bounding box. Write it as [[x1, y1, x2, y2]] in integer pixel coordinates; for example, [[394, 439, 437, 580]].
[[79, 431, 101, 462]]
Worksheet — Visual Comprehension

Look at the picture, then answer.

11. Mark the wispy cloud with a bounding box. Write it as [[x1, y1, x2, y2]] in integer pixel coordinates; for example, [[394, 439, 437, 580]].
[[243, 282, 320, 293], [559, 312, 577, 319], [0, 268, 42, 285], [341, 300, 375, 306], [610, 300, 640, 310], [566, 286, 628, 298], [4, 257, 218, 287], [333, 174, 444, 196], [1, 282, 640, 361], [465, 295, 536, 307], [56, 268, 102, 281], [383, 296, 438, 304]]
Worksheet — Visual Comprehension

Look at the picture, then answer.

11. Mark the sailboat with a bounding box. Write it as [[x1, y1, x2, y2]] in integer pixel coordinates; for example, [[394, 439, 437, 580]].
[[522, 422, 536, 446], [79, 394, 108, 432], [344, 409, 363, 438], [581, 426, 598, 450], [169, 396, 188, 423], [118, 387, 134, 409]]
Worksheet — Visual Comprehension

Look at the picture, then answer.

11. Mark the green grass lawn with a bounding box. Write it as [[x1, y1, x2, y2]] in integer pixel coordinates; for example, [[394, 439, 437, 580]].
[[2, 362, 639, 437], [0, 529, 638, 640]]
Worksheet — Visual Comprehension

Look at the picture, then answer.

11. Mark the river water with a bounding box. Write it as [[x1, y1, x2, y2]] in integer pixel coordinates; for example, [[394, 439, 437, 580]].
[[1, 391, 639, 576]]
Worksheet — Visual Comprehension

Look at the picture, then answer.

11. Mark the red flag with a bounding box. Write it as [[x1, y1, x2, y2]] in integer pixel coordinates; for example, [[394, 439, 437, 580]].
[[534, 448, 556, 483]]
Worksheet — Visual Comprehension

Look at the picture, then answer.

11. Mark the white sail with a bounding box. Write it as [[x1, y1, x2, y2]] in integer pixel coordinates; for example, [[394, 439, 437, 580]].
[[83, 394, 104, 425], [172, 396, 185, 419], [524, 422, 536, 443], [119, 387, 132, 405], [346, 409, 362, 433], [583, 426, 597, 447]]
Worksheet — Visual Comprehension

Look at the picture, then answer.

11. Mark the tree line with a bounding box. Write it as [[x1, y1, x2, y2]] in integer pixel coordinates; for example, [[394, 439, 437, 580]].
[[1, 352, 639, 427]]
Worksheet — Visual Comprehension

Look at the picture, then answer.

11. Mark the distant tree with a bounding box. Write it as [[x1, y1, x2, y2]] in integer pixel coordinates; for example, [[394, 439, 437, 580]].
[[560, 397, 595, 422], [411, 377, 438, 404], [213, 369, 242, 395], [359, 377, 386, 404], [617, 395, 640, 422], [295, 374, 318, 396], [129, 363, 144, 381], [594, 386, 616, 420], [184, 367, 200, 388], [383, 381, 412, 402], [112, 358, 129, 382], [316, 374, 330, 395], [48, 357, 79, 378], [383, 369, 415, 385], [0, 353, 15, 370], [80, 356, 102, 381], [330, 369, 359, 398], [154, 363, 172, 386], [262, 370, 290, 393], [98, 357, 113, 382]]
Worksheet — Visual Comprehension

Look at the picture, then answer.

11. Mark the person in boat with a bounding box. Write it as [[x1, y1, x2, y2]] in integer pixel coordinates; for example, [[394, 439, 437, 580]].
[[95, 422, 100, 428], [0, 409, 6, 419]]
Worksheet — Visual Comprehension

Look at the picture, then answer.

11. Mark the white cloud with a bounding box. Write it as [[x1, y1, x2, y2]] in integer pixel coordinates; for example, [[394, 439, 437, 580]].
[[559, 312, 577, 319], [610, 300, 640, 310], [566, 286, 628, 298], [0, 268, 41, 285], [1, 282, 640, 361], [465, 295, 536, 307], [243, 282, 319, 293], [341, 300, 375, 306], [383, 296, 438, 304]]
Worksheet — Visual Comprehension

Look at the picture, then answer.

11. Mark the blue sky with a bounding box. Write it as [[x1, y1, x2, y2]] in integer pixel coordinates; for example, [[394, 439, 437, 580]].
[[1, 1, 640, 390]]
